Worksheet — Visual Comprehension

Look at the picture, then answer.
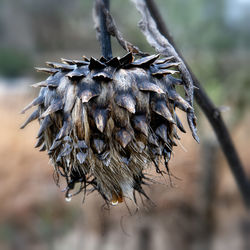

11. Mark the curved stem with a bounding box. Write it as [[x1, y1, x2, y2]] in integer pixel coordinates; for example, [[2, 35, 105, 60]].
[[99, 0, 112, 59]]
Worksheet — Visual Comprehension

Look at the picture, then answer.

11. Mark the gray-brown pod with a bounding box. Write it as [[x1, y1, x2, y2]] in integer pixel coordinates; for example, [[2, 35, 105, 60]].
[[21, 52, 198, 205]]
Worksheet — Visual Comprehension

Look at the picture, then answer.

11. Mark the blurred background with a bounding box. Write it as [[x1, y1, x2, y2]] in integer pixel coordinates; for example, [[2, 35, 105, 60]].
[[0, 0, 250, 249]]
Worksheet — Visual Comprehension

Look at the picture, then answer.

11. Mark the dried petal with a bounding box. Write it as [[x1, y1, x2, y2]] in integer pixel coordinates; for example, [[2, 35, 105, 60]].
[[72, 60, 89, 66], [55, 120, 70, 141], [66, 67, 88, 79], [35, 136, 44, 148], [116, 129, 132, 148], [138, 81, 164, 94], [94, 109, 108, 133], [35, 67, 58, 75], [78, 140, 88, 149], [106, 57, 120, 67], [176, 114, 186, 133], [152, 101, 175, 123], [21, 95, 44, 114], [20, 109, 39, 129], [48, 140, 62, 154], [46, 62, 75, 71], [93, 139, 105, 154], [37, 115, 52, 138], [76, 152, 87, 164], [39, 143, 46, 152], [131, 54, 159, 67], [89, 57, 106, 70], [115, 94, 136, 114], [155, 56, 175, 64], [157, 62, 180, 69], [119, 52, 134, 66], [133, 115, 148, 136], [81, 89, 100, 103], [40, 99, 63, 118], [155, 124, 168, 143]]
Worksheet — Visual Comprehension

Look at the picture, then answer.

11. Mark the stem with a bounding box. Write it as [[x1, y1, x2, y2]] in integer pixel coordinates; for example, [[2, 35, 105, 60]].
[[145, 0, 250, 207], [99, 0, 112, 59]]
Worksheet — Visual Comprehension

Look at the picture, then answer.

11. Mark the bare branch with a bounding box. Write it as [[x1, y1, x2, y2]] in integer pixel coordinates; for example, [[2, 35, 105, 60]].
[[93, 0, 112, 59]]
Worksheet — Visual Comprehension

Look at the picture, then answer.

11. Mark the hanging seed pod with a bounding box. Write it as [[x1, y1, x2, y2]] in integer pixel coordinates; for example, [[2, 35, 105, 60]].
[[21, 52, 198, 205]]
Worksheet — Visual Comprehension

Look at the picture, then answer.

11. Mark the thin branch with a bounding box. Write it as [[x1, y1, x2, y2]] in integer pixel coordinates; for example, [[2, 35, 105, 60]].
[[94, 0, 112, 59], [134, 0, 250, 207]]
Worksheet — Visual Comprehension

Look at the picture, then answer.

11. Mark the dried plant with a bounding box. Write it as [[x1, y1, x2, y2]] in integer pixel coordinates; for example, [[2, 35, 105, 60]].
[[21, 50, 198, 205]]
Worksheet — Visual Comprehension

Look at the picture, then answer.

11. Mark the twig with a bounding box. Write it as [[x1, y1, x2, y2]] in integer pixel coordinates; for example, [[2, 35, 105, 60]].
[[133, 0, 250, 207]]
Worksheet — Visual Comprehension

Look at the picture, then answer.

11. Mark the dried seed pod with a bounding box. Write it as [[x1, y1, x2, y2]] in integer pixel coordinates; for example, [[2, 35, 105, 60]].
[[22, 53, 198, 205]]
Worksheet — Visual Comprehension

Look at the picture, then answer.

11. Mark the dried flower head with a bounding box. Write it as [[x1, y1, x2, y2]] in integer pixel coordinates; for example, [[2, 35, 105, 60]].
[[21, 53, 198, 205]]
